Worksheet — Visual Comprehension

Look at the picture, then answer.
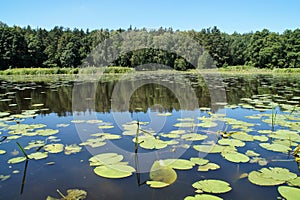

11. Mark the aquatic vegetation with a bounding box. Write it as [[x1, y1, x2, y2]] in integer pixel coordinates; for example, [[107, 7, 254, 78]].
[[278, 186, 300, 200], [46, 188, 87, 200], [192, 179, 232, 194]]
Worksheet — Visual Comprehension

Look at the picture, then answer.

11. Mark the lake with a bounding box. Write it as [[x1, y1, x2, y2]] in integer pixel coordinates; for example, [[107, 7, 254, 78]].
[[0, 72, 299, 200]]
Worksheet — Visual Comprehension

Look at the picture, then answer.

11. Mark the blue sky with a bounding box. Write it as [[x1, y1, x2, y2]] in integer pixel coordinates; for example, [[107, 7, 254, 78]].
[[1, 0, 299, 33]]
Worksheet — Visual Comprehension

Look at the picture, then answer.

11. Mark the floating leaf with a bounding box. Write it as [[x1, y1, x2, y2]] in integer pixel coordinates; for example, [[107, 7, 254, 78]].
[[230, 132, 254, 142], [221, 151, 249, 163], [0, 174, 10, 181], [7, 156, 26, 164], [146, 181, 170, 188], [190, 157, 209, 166], [193, 144, 226, 153], [259, 143, 291, 153], [64, 144, 82, 155], [28, 152, 48, 160], [197, 121, 218, 128], [181, 133, 208, 141], [184, 194, 222, 200], [162, 159, 195, 170], [79, 138, 106, 148], [173, 122, 194, 128], [149, 160, 177, 186], [218, 138, 245, 147], [24, 140, 45, 150], [253, 135, 269, 142], [89, 153, 123, 166], [0, 150, 6, 154], [248, 167, 297, 186], [37, 129, 59, 136], [47, 188, 87, 200], [56, 123, 70, 128], [71, 120, 85, 123], [44, 143, 64, 153], [138, 136, 168, 150], [278, 186, 300, 200], [32, 103, 44, 107], [91, 133, 121, 140], [94, 164, 135, 179], [288, 177, 300, 187], [86, 119, 103, 124], [0, 112, 10, 117], [198, 163, 220, 171], [98, 125, 114, 129], [192, 179, 232, 194], [245, 150, 260, 157]]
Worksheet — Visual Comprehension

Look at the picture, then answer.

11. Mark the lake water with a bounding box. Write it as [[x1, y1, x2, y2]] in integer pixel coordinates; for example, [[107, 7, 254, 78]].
[[0, 72, 299, 200]]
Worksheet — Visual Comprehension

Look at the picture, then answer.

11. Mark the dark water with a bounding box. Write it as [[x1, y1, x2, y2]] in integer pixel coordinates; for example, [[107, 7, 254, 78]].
[[0, 73, 299, 200]]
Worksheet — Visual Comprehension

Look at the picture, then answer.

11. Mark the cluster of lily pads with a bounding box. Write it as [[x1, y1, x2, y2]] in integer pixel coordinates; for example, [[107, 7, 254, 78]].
[[1, 78, 300, 199]]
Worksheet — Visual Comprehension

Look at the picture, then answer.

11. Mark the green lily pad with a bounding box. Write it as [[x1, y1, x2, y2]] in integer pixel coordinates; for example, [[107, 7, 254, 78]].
[[253, 135, 269, 142], [91, 133, 121, 140], [98, 125, 114, 129], [24, 140, 45, 150], [149, 160, 177, 185], [71, 120, 85, 123], [190, 157, 209, 166], [288, 177, 300, 187], [0, 174, 10, 181], [245, 150, 260, 157], [0, 150, 6, 154], [28, 152, 48, 160], [198, 163, 220, 171], [47, 188, 87, 200], [86, 119, 103, 124], [146, 180, 170, 188], [278, 186, 300, 200], [230, 132, 254, 142], [56, 123, 70, 128], [173, 122, 195, 128], [193, 144, 226, 153], [192, 179, 232, 194], [89, 153, 123, 166], [162, 159, 195, 170], [94, 164, 135, 179], [259, 143, 291, 153], [184, 194, 222, 200], [248, 167, 297, 186], [181, 133, 208, 141], [7, 156, 26, 164], [79, 138, 106, 148], [177, 118, 194, 122], [44, 143, 64, 153], [197, 121, 218, 128], [64, 144, 82, 155], [221, 151, 250, 163], [218, 138, 245, 147], [36, 129, 59, 136], [32, 103, 44, 107], [138, 136, 168, 150]]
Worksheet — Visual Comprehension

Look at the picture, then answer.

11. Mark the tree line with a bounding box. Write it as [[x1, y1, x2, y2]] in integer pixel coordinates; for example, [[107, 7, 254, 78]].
[[0, 21, 299, 70]]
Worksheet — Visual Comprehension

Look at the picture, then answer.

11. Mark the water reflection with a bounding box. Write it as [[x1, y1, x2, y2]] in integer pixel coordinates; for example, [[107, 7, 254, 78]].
[[0, 74, 300, 116]]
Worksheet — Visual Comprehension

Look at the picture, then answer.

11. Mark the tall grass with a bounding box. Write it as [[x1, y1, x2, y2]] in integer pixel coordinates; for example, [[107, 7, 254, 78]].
[[0, 68, 79, 75]]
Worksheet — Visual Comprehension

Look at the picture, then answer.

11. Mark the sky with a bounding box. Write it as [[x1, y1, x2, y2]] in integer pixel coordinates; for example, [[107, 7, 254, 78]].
[[0, 0, 299, 33]]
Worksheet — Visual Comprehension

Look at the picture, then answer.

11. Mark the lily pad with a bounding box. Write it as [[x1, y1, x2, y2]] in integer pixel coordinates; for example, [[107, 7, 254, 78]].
[[91, 133, 121, 140], [245, 150, 260, 157], [89, 153, 123, 166], [288, 177, 300, 187], [24, 140, 45, 150], [218, 138, 245, 147], [173, 122, 195, 128], [146, 180, 170, 188], [192, 179, 232, 194], [198, 163, 220, 171], [7, 156, 26, 164], [98, 125, 114, 129], [36, 129, 59, 136], [138, 136, 168, 150], [28, 152, 48, 160], [193, 144, 225, 153], [190, 157, 209, 166], [0, 174, 10, 181], [248, 167, 297, 186], [44, 143, 64, 153], [184, 194, 222, 200], [259, 143, 291, 153], [181, 133, 208, 141], [94, 164, 135, 179], [79, 138, 106, 148], [221, 151, 250, 163], [278, 186, 300, 200], [0, 150, 6, 154], [253, 135, 269, 142], [162, 159, 195, 170], [64, 144, 82, 155], [230, 132, 254, 142], [149, 160, 177, 186], [47, 188, 87, 200]]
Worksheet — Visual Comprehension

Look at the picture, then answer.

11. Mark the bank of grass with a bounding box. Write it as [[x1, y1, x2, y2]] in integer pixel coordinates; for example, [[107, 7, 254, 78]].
[[217, 65, 300, 74], [0, 67, 79, 75], [0, 66, 135, 75]]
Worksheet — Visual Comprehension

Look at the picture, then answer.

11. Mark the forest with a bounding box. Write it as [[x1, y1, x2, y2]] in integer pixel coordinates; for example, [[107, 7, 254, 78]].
[[0, 21, 300, 70]]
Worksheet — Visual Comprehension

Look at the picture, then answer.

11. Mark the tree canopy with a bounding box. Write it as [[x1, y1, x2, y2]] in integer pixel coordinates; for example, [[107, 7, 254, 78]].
[[0, 22, 299, 70]]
